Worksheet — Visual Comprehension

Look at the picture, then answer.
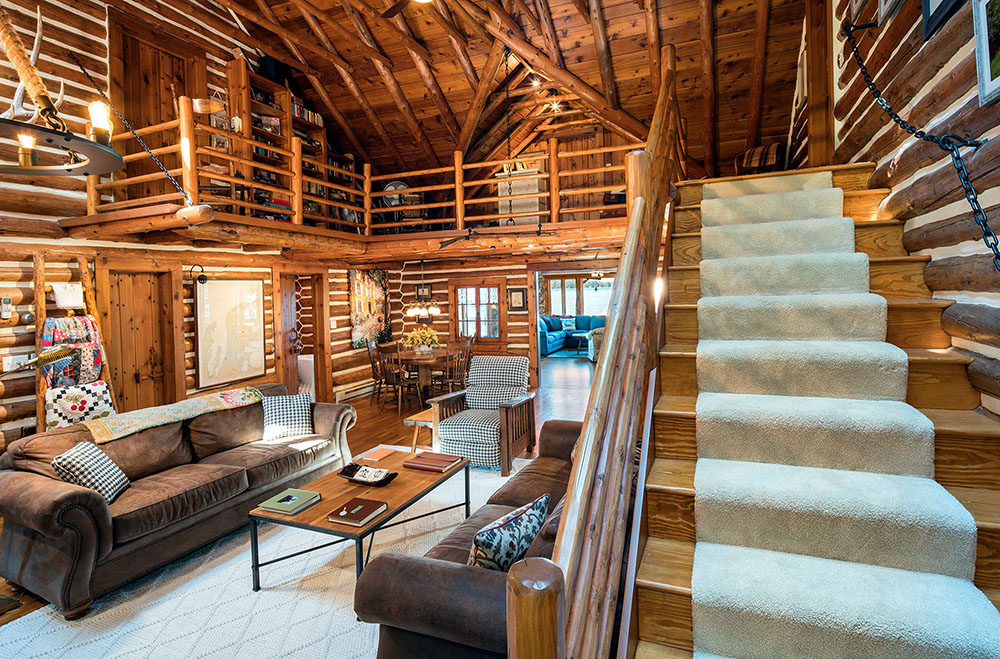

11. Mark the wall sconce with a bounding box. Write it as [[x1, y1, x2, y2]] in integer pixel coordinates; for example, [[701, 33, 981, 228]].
[[190, 264, 208, 284]]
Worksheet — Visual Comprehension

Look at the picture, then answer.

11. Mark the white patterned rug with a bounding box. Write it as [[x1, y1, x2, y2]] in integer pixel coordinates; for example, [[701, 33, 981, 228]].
[[1, 456, 520, 659]]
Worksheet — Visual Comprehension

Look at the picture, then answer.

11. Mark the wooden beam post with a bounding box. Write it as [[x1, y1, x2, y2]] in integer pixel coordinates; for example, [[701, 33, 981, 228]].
[[507, 558, 566, 659], [745, 0, 770, 150], [534, 0, 565, 68], [32, 254, 45, 433], [454, 150, 466, 230], [805, 0, 834, 166], [291, 137, 304, 225], [645, 0, 660, 98], [177, 96, 199, 206], [548, 137, 560, 224], [587, 0, 618, 109], [699, 0, 717, 176], [459, 41, 508, 154], [363, 162, 373, 236]]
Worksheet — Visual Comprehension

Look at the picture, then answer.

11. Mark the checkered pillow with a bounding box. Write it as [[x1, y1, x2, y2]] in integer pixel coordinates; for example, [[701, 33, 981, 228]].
[[51, 442, 130, 504], [468, 493, 550, 571], [261, 393, 313, 441]]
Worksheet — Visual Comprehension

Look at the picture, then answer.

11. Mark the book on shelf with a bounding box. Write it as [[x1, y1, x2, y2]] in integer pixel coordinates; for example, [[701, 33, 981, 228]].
[[259, 488, 321, 515], [328, 497, 387, 527], [403, 451, 463, 473]]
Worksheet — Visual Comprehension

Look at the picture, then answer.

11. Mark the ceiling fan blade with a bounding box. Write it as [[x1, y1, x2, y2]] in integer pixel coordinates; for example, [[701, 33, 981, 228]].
[[380, 0, 409, 19]]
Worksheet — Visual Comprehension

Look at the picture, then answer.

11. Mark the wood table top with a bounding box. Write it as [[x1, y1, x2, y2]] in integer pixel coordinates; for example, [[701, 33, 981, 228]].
[[249, 448, 469, 537], [396, 346, 461, 364]]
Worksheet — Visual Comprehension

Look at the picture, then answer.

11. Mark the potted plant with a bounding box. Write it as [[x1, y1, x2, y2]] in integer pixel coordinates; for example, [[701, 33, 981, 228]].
[[402, 326, 440, 354]]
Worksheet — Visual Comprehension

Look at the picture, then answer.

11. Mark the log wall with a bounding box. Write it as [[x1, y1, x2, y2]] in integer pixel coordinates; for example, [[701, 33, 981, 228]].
[[830, 0, 1000, 413]]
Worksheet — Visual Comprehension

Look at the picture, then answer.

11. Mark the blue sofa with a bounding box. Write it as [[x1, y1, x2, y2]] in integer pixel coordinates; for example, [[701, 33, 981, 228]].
[[538, 315, 607, 356]]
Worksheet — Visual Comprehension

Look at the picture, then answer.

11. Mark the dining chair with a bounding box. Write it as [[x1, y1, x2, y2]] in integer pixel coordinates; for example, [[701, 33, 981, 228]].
[[376, 343, 421, 414], [434, 339, 470, 393], [366, 340, 383, 406]]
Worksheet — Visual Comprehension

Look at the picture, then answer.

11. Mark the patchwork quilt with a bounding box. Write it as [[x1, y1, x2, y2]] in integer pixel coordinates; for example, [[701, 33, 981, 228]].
[[39, 316, 105, 387]]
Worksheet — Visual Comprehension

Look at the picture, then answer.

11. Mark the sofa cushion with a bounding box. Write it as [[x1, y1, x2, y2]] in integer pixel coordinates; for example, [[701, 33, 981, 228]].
[[186, 384, 288, 460], [575, 316, 592, 331], [590, 316, 607, 330], [1, 422, 192, 482], [109, 463, 248, 544], [199, 434, 337, 488], [439, 410, 502, 470], [52, 442, 130, 504], [425, 504, 517, 564], [487, 457, 571, 512], [542, 316, 563, 332], [468, 493, 549, 571]]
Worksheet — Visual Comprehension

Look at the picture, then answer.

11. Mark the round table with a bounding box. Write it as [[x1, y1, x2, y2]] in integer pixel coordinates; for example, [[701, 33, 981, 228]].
[[397, 346, 462, 390]]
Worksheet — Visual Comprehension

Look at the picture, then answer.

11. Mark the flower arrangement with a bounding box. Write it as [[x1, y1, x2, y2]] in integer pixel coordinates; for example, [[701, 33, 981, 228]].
[[402, 326, 440, 348]]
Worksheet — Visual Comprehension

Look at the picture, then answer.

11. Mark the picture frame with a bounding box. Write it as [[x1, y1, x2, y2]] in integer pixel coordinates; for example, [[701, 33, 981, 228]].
[[974, 0, 1000, 106], [415, 284, 432, 301], [508, 287, 528, 312], [851, 0, 869, 21], [195, 279, 265, 389], [878, 0, 904, 24], [922, 0, 963, 40]]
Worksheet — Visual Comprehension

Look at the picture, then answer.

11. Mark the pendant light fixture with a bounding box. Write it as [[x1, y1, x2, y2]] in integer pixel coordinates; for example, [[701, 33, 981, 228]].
[[405, 261, 442, 319]]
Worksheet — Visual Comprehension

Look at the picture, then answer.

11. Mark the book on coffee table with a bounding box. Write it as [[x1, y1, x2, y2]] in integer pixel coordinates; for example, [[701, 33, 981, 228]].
[[329, 497, 388, 527], [403, 451, 463, 473], [259, 488, 321, 515], [359, 447, 397, 463]]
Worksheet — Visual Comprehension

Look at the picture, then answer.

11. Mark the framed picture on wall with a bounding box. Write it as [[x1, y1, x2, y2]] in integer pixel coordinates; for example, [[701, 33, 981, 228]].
[[974, 0, 1000, 105], [851, 0, 868, 21], [878, 0, 904, 24], [508, 287, 528, 312], [195, 280, 266, 389], [923, 0, 963, 40]]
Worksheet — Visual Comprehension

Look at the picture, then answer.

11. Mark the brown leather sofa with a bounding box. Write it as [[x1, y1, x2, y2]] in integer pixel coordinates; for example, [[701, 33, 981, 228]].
[[0, 383, 355, 619], [355, 419, 580, 658]]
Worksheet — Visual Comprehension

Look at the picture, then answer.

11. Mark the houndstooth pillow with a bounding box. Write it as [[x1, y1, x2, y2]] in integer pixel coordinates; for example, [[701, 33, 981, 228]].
[[468, 493, 549, 571], [261, 392, 313, 441], [52, 442, 130, 504]]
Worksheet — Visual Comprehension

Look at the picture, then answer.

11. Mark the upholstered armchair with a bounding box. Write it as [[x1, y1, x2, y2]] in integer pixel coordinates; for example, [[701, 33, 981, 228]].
[[428, 355, 535, 476], [587, 326, 605, 363]]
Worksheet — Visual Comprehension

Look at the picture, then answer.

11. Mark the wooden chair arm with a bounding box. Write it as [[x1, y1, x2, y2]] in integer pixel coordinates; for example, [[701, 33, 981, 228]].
[[499, 393, 537, 477], [499, 392, 536, 409], [429, 390, 466, 426]]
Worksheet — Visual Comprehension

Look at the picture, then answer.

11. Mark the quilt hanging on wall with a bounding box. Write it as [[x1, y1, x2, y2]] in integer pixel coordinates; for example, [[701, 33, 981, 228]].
[[195, 280, 266, 389], [349, 269, 391, 348]]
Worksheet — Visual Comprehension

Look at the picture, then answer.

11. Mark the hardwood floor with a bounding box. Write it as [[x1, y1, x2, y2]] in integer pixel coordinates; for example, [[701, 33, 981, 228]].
[[0, 360, 595, 627]]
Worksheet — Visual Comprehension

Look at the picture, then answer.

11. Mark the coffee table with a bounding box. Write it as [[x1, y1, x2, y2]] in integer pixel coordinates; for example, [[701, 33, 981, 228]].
[[248, 447, 470, 590]]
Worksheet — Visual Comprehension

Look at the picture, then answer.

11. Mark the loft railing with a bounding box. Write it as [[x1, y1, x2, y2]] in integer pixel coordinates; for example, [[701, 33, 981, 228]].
[[505, 45, 682, 659], [84, 96, 686, 239]]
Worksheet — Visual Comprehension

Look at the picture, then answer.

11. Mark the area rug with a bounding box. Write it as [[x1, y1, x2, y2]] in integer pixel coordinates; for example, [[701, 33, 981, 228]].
[[545, 349, 588, 359], [0, 454, 524, 659]]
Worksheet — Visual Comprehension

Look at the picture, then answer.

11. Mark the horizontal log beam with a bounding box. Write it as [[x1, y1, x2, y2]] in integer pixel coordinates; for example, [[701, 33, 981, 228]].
[[178, 221, 366, 254], [942, 303, 1000, 349], [965, 352, 1000, 399], [902, 199, 1000, 253], [923, 254, 1000, 293]]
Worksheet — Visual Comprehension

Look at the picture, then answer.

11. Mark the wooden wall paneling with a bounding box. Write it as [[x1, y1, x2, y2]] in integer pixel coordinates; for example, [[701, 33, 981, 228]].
[[805, 0, 833, 166], [745, 0, 770, 150], [313, 273, 334, 402]]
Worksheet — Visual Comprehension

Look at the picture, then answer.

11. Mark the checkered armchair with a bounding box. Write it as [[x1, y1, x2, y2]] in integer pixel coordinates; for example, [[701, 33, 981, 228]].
[[428, 355, 535, 476]]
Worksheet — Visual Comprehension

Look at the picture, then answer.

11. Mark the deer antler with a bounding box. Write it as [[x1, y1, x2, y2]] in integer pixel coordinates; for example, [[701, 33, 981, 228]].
[[0, 6, 65, 127]]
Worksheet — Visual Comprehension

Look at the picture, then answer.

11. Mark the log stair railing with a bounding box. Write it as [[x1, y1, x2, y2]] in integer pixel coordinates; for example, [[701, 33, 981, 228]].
[[505, 44, 683, 659]]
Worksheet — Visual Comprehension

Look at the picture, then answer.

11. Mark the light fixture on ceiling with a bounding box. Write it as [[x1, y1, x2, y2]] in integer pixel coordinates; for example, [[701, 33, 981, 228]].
[[550, 101, 561, 112], [0, 7, 122, 177], [591, 271, 606, 279], [531, 76, 541, 87], [405, 261, 442, 319]]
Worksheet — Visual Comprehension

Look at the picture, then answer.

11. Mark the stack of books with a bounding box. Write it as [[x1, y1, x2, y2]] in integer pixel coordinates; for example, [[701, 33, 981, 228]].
[[403, 452, 463, 473]]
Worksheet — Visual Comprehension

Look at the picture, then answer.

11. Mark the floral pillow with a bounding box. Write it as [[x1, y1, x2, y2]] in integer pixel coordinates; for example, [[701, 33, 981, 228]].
[[468, 493, 549, 571], [560, 317, 577, 331]]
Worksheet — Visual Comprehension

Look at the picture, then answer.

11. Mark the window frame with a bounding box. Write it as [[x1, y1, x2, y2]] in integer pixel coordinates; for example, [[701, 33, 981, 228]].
[[448, 277, 507, 344]]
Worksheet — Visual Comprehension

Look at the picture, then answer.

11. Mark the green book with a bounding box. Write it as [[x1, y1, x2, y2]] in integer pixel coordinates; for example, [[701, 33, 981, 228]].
[[259, 488, 321, 515]]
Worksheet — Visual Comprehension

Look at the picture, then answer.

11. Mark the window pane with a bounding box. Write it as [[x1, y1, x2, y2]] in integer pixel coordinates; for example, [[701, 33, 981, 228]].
[[458, 287, 478, 337], [565, 278, 577, 316], [583, 277, 614, 315], [549, 279, 562, 315]]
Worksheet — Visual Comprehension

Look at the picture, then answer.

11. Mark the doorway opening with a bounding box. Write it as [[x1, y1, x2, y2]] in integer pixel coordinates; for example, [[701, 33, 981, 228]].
[[276, 271, 332, 401]]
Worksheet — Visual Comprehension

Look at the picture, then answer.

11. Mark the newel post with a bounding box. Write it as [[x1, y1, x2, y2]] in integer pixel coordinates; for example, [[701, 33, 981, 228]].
[[291, 136, 304, 225], [626, 149, 653, 222], [507, 557, 566, 659], [363, 162, 373, 236], [177, 96, 199, 206]]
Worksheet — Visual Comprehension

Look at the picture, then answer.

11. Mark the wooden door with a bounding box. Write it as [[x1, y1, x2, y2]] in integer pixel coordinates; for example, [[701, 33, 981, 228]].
[[104, 272, 174, 412]]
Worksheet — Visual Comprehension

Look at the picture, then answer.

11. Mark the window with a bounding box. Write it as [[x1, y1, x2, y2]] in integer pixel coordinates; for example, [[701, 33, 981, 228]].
[[582, 277, 614, 315], [548, 278, 563, 315], [546, 274, 614, 316], [452, 279, 505, 342]]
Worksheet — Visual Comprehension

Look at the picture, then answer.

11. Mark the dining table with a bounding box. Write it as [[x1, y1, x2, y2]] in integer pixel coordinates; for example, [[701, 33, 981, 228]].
[[396, 345, 463, 393]]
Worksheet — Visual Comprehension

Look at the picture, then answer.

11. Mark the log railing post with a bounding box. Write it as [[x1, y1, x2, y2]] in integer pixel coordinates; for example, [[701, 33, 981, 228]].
[[85, 122, 100, 214], [548, 137, 559, 224], [32, 254, 46, 433], [507, 558, 566, 659], [454, 150, 465, 230], [177, 96, 199, 206], [291, 136, 304, 225], [363, 162, 373, 236]]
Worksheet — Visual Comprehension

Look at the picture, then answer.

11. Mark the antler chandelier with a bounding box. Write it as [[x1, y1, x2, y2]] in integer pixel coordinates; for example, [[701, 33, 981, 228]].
[[0, 5, 122, 176]]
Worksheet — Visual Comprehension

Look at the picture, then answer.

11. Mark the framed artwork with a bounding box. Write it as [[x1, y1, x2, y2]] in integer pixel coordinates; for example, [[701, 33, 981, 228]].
[[878, 0, 904, 24], [415, 284, 432, 301], [974, 0, 1000, 105], [195, 280, 265, 389], [508, 287, 528, 312], [349, 269, 390, 348], [923, 0, 963, 40], [851, 0, 868, 21]]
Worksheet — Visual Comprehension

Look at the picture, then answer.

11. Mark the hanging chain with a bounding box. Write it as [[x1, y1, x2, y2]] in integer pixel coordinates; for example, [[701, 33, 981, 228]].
[[68, 52, 193, 207], [844, 23, 999, 272]]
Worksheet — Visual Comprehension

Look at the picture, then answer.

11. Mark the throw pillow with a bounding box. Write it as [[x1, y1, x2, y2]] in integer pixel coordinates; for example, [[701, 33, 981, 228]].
[[468, 493, 550, 571], [261, 392, 313, 441], [51, 442, 130, 503], [560, 317, 577, 331], [45, 381, 116, 430], [543, 316, 563, 332]]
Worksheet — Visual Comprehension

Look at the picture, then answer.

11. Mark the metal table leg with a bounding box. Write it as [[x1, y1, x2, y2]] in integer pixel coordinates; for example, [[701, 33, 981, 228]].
[[355, 538, 364, 580], [250, 519, 261, 592], [464, 465, 471, 518]]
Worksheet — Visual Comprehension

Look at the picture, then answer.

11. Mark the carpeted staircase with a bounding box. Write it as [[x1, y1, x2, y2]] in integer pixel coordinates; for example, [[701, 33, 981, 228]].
[[634, 167, 1000, 659]]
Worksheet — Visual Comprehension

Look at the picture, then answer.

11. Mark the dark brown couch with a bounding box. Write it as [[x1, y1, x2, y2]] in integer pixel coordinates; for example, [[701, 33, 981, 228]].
[[354, 419, 580, 658], [0, 383, 355, 619]]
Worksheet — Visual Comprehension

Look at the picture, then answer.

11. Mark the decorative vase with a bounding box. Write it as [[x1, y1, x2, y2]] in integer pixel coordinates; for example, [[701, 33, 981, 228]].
[[415, 345, 432, 355]]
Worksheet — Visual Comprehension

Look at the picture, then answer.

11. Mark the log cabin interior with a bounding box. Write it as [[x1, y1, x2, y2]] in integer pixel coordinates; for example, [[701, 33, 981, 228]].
[[0, 0, 999, 654]]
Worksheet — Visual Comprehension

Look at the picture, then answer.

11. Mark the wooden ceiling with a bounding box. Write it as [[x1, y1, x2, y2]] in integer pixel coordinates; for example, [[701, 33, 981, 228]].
[[229, 0, 806, 175]]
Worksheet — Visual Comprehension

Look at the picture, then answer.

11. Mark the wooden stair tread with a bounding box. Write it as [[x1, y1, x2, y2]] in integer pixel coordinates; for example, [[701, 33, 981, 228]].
[[923, 408, 1000, 439], [664, 299, 953, 311], [668, 255, 928, 271], [947, 486, 1000, 530], [647, 458, 695, 491], [673, 218, 903, 239], [660, 345, 973, 365], [985, 588, 1000, 610], [635, 640, 693, 658], [660, 344, 697, 356], [637, 537, 693, 592], [676, 162, 876, 188], [654, 395, 696, 415]]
